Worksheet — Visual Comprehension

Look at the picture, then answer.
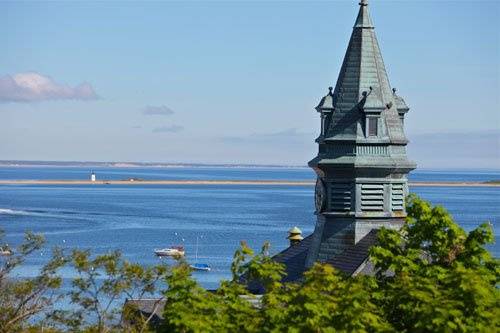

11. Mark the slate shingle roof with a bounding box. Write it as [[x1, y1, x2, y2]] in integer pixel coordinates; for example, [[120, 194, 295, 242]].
[[325, 229, 378, 276], [272, 229, 379, 281], [273, 234, 313, 282]]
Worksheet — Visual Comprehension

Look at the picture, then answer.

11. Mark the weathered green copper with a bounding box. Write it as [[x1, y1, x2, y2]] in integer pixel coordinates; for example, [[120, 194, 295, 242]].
[[305, 0, 416, 268]]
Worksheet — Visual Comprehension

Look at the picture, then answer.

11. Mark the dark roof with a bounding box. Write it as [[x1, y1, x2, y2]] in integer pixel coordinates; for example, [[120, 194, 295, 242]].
[[325, 229, 379, 276], [272, 230, 379, 282], [122, 298, 166, 329], [273, 234, 313, 282], [124, 298, 166, 320]]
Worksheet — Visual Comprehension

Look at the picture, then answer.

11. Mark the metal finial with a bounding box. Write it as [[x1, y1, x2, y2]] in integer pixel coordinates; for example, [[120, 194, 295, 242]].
[[392, 88, 397, 94], [359, 0, 368, 6], [328, 86, 333, 94], [362, 86, 373, 98]]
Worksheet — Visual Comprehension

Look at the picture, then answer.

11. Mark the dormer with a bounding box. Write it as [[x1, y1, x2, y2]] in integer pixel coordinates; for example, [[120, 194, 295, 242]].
[[360, 87, 384, 139]]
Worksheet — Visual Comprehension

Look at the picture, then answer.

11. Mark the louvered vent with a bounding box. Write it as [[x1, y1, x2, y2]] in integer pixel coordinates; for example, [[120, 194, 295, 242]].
[[329, 183, 352, 212], [391, 183, 404, 211], [361, 184, 384, 212]]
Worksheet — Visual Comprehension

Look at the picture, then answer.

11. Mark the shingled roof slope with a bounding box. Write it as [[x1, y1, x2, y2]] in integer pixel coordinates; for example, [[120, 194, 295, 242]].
[[325, 229, 379, 276], [273, 234, 313, 282], [273, 230, 379, 281]]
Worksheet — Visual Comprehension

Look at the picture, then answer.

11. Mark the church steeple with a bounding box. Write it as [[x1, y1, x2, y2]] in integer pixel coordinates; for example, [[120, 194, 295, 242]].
[[267, 0, 417, 283], [305, 0, 416, 269]]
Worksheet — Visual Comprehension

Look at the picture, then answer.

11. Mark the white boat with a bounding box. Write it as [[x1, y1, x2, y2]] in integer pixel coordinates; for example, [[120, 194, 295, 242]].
[[154, 246, 185, 258], [190, 263, 211, 271]]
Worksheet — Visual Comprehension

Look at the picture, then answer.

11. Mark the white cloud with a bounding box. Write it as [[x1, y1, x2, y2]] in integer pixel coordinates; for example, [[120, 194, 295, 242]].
[[142, 105, 175, 116], [0, 72, 98, 102]]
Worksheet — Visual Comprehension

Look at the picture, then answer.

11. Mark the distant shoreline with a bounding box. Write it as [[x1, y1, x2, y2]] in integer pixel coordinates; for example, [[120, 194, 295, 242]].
[[0, 180, 498, 187]]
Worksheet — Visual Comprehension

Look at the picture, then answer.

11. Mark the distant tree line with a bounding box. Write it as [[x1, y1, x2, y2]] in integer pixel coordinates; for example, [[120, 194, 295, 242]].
[[1, 195, 499, 332]]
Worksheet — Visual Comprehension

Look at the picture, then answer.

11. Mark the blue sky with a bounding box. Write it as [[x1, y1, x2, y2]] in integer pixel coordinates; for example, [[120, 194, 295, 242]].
[[1, 0, 498, 168]]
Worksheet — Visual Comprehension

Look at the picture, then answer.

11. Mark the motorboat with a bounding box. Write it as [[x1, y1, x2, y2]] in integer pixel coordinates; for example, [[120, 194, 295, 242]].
[[154, 246, 185, 258]]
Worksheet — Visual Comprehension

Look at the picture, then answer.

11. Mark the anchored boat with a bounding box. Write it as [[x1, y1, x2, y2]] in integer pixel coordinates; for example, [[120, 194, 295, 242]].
[[189, 236, 211, 271], [154, 246, 185, 258], [189, 263, 211, 271]]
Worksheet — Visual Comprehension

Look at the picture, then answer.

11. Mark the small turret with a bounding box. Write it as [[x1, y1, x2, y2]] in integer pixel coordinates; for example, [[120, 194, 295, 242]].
[[315, 87, 335, 137], [287, 226, 303, 246]]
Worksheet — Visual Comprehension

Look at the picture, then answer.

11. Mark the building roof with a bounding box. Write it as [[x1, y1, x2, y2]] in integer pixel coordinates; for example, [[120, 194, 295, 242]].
[[124, 298, 166, 320], [122, 298, 166, 329], [272, 229, 379, 281], [273, 234, 314, 282], [325, 229, 378, 276], [325, 0, 408, 144]]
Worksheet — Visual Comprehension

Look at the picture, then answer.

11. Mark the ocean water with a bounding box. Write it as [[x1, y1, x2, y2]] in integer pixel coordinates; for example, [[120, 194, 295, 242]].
[[0, 166, 499, 182], [0, 167, 499, 291]]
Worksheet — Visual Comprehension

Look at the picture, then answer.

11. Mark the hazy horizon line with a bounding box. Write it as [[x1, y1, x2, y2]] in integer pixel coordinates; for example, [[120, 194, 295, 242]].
[[1, 159, 499, 172]]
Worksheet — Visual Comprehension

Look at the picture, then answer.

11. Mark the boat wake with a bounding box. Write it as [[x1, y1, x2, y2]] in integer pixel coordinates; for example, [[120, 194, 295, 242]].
[[0, 208, 31, 216], [0, 208, 82, 219]]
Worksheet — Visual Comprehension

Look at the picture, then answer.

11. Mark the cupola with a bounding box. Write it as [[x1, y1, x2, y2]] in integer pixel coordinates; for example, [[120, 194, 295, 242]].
[[287, 226, 303, 246]]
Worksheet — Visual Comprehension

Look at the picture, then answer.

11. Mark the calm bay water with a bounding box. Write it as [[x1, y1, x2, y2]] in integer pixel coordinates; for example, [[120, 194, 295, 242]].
[[1, 166, 499, 182], [0, 167, 499, 290]]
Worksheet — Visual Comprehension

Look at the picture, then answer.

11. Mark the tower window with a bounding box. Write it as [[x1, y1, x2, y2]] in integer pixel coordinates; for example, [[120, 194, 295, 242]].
[[368, 118, 378, 136]]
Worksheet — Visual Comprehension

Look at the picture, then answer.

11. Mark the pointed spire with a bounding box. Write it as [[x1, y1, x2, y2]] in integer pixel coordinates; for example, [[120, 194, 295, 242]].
[[331, 0, 389, 112], [354, 0, 374, 29], [325, 0, 408, 144]]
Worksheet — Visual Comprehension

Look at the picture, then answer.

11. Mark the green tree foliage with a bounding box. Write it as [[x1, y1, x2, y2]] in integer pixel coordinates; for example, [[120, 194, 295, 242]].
[[161, 244, 264, 333], [160, 243, 393, 333], [52, 249, 169, 333], [370, 194, 500, 332], [0, 231, 68, 333]]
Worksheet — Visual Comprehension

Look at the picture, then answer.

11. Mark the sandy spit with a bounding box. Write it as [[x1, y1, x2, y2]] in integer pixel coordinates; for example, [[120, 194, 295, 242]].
[[0, 180, 498, 187]]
